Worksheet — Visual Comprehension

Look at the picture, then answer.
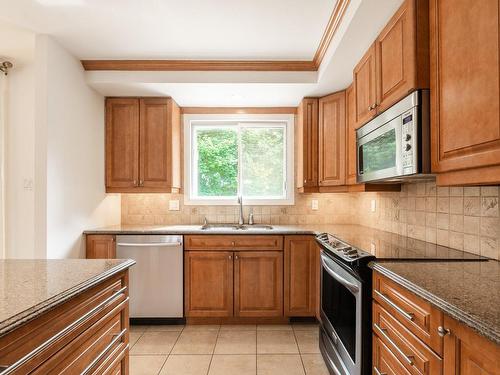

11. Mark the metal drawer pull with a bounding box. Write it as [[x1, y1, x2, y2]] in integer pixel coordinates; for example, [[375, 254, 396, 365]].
[[0, 287, 127, 375], [81, 329, 126, 375], [374, 290, 414, 321], [117, 242, 181, 247], [374, 367, 387, 375], [437, 326, 451, 337], [374, 323, 414, 366]]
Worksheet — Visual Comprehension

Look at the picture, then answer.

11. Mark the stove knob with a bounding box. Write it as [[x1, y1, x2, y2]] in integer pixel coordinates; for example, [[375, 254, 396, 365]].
[[405, 134, 411, 141], [405, 144, 412, 151]]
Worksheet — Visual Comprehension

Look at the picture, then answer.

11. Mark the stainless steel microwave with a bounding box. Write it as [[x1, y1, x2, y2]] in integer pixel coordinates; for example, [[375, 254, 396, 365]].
[[356, 90, 433, 183]]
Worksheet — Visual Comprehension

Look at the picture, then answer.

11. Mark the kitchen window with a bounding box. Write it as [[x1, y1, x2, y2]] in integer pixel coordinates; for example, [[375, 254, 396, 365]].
[[183, 114, 294, 205]]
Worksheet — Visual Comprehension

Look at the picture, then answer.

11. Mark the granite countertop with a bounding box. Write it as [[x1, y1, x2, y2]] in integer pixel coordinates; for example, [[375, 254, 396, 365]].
[[371, 260, 500, 345], [0, 259, 135, 337]]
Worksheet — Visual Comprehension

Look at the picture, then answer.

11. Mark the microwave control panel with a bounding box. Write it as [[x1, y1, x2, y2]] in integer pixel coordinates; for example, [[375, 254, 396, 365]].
[[401, 111, 416, 174]]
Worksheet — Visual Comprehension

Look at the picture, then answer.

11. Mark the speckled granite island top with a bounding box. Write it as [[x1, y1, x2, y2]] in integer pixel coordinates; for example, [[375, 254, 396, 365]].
[[371, 260, 500, 345], [0, 259, 135, 337]]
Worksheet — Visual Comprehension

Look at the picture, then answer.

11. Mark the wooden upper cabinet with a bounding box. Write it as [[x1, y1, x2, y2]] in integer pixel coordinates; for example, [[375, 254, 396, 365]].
[[106, 97, 181, 193], [139, 98, 181, 190], [375, 0, 429, 113], [184, 251, 234, 318], [234, 251, 283, 317], [318, 91, 346, 187], [443, 315, 500, 375], [86, 234, 116, 259], [354, 44, 377, 127], [296, 98, 319, 192], [345, 84, 358, 185], [105, 98, 140, 189], [284, 236, 317, 317], [430, 0, 500, 185]]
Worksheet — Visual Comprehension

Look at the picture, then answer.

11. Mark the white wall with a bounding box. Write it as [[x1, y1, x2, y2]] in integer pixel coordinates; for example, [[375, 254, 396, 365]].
[[0, 22, 37, 258], [0, 23, 120, 259], [38, 35, 120, 259]]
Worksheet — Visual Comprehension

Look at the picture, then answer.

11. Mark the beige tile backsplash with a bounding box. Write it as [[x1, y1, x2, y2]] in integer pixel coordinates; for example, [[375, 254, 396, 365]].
[[121, 182, 500, 260]]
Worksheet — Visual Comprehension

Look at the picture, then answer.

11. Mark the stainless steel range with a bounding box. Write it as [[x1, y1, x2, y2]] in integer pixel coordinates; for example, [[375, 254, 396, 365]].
[[315, 233, 375, 375]]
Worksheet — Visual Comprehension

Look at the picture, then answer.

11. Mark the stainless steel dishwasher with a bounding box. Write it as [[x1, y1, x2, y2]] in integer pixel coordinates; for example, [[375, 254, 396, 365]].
[[116, 235, 183, 319]]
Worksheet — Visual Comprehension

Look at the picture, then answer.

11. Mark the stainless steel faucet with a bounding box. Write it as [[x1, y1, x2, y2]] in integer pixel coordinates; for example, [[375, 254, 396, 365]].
[[237, 196, 244, 225]]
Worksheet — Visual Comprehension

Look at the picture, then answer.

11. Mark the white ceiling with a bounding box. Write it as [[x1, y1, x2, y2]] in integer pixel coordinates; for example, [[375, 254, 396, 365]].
[[0, 0, 336, 60], [0, 0, 404, 106]]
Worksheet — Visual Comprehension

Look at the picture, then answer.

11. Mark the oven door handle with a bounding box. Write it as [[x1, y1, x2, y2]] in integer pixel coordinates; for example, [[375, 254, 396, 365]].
[[321, 254, 360, 294]]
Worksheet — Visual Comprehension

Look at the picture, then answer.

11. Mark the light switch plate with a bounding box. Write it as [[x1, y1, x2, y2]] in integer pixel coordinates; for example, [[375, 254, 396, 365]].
[[370, 199, 377, 212], [168, 200, 180, 211], [311, 199, 319, 210]]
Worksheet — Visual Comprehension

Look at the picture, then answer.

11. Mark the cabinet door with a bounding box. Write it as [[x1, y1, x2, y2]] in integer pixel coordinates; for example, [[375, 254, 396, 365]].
[[443, 315, 500, 375], [354, 44, 377, 127], [284, 236, 317, 317], [106, 98, 140, 190], [234, 251, 283, 317], [430, 0, 500, 185], [345, 84, 358, 185], [375, 0, 421, 112], [296, 98, 319, 192], [139, 98, 181, 190], [86, 235, 116, 259], [318, 91, 346, 186], [373, 335, 412, 375], [185, 251, 233, 317]]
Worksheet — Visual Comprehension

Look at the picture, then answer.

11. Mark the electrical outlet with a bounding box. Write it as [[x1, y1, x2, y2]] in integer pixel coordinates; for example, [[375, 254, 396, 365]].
[[311, 199, 319, 210], [23, 178, 33, 191], [168, 200, 180, 211], [370, 199, 377, 212]]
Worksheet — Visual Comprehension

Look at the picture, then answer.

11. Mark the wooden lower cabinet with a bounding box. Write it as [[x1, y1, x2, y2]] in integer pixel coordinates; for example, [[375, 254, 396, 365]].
[[443, 315, 500, 375], [234, 251, 283, 317], [284, 236, 318, 317], [184, 251, 234, 318], [86, 234, 116, 259], [0, 271, 130, 374], [373, 271, 499, 375]]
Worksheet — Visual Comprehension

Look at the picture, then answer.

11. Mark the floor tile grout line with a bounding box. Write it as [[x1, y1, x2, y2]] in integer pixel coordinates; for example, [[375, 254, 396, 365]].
[[292, 326, 307, 375], [156, 325, 185, 374], [205, 325, 221, 375]]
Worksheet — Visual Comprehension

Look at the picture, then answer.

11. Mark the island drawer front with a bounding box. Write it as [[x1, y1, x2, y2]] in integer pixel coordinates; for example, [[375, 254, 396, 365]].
[[373, 334, 412, 375], [373, 302, 443, 375], [373, 272, 443, 355], [185, 235, 284, 251], [32, 309, 126, 374], [0, 273, 128, 374]]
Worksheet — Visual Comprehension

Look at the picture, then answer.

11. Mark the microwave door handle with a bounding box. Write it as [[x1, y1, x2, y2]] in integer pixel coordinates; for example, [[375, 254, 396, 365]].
[[320, 255, 360, 294]]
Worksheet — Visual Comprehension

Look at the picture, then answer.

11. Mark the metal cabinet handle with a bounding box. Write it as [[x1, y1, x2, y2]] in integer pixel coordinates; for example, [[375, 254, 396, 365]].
[[374, 367, 387, 375], [231, 241, 235, 247], [374, 290, 414, 321], [81, 329, 126, 375], [235, 255, 239, 260], [229, 255, 232, 260], [133, 179, 138, 186], [437, 326, 451, 337], [374, 323, 414, 366], [0, 287, 127, 375], [139, 180, 144, 186]]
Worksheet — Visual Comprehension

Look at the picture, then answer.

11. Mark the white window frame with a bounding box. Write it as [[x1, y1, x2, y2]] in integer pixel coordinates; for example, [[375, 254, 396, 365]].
[[183, 114, 295, 205]]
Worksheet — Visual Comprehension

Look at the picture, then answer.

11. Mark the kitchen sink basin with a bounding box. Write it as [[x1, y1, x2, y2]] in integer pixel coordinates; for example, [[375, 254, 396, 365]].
[[201, 224, 273, 230]]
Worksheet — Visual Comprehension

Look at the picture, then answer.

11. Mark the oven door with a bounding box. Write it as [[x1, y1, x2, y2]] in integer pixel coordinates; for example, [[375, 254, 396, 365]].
[[357, 116, 402, 183], [320, 251, 362, 375]]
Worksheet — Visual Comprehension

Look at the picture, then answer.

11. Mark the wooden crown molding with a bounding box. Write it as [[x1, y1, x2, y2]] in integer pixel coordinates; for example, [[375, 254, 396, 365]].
[[81, 0, 350, 72], [181, 107, 297, 115]]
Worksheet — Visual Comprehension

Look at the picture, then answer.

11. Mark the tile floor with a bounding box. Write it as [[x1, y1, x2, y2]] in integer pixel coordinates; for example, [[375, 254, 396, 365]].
[[129, 323, 329, 375]]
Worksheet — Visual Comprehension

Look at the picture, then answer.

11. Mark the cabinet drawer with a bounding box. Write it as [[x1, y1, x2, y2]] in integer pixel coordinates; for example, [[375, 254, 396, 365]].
[[185, 235, 283, 251], [0, 275, 127, 374], [373, 302, 442, 375], [373, 334, 412, 375], [373, 272, 443, 355], [32, 310, 126, 374]]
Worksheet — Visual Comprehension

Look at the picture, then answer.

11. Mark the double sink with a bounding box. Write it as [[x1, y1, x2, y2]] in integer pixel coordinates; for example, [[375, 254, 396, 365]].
[[201, 223, 274, 231]]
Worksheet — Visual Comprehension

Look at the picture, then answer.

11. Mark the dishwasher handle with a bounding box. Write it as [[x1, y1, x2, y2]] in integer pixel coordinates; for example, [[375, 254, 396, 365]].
[[117, 242, 182, 248]]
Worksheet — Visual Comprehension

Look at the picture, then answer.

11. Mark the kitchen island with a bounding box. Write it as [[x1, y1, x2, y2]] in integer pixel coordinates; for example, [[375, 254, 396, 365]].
[[0, 259, 135, 374]]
